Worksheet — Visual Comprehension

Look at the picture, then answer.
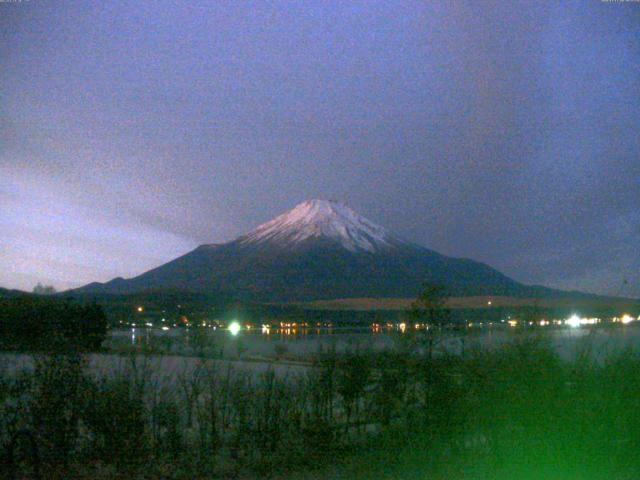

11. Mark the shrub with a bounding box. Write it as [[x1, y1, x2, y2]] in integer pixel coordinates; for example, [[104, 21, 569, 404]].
[[0, 297, 108, 352]]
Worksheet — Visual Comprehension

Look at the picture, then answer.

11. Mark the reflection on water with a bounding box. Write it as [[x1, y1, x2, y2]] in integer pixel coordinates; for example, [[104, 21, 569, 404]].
[[107, 323, 640, 362]]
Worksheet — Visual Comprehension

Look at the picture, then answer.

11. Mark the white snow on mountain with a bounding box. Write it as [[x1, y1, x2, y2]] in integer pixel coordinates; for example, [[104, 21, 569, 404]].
[[238, 199, 401, 252]]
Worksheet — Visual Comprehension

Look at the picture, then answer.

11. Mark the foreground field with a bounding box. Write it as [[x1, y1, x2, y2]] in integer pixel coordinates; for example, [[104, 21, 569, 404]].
[[3, 332, 640, 479]]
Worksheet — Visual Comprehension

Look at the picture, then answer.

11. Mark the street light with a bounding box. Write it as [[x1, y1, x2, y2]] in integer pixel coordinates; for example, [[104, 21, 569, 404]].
[[228, 321, 241, 336]]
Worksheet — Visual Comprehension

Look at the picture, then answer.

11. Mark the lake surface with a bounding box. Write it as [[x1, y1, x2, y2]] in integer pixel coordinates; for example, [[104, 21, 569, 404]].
[[5, 326, 640, 382], [107, 324, 640, 362]]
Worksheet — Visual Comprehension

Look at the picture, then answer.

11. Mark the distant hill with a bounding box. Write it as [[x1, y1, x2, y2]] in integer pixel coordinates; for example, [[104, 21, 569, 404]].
[[0, 287, 33, 299], [73, 199, 600, 302], [298, 295, 640, 311]]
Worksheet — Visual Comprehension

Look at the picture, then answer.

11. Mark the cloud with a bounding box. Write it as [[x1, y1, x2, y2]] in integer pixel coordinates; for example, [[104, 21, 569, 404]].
[[0, 168, 196, 290]]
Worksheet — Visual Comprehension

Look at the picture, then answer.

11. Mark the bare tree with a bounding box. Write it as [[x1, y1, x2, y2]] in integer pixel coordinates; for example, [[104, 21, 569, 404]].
[[407, 284, 450, 358], [33, 283, 57, 295]]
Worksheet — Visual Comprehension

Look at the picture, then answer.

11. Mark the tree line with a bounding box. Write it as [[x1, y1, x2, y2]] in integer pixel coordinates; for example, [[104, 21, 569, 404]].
[[0, 296, 108, 351]]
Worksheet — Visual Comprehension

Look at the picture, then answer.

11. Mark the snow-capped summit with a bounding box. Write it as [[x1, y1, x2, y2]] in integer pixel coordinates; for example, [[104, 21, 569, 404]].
[[238, 199, 399, 252]]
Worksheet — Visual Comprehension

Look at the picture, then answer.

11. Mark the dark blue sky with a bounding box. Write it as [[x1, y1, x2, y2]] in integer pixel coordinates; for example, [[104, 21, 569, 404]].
[[1, 1, 639, 296]]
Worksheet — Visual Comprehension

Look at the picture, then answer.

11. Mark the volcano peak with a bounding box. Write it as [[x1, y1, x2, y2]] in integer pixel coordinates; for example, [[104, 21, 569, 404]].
[[238, 199, 398, 252]]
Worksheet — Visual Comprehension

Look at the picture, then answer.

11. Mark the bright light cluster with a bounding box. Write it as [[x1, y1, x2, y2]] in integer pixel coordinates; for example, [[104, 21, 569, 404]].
[[228, 321, 241, 336], [565, 315, 600, 328], [621, 314, 635, 325]]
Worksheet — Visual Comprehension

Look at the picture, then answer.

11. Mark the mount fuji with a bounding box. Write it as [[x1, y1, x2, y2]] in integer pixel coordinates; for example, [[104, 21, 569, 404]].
[[76, 199, 551, 301]]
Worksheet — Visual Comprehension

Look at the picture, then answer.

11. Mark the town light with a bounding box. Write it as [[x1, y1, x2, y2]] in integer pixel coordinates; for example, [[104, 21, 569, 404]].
[[566, 315, 581, 328], [621, 314, 634, 325], [228, 321, 241, 336]]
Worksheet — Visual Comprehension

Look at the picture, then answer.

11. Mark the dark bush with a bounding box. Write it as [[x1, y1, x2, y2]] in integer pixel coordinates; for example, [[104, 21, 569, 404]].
[[0, 297, 108, 351]]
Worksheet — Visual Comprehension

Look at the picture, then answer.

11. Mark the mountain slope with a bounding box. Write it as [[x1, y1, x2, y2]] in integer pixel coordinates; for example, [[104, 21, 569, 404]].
[[75, 199, 555, 301]]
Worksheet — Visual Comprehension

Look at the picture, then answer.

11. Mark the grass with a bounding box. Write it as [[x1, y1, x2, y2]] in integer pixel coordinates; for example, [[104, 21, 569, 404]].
[[3, 332, 640, 479]]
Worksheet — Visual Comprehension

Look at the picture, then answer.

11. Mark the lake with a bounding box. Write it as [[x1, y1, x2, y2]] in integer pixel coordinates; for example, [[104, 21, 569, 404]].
[[106, 323, 640, 362]]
